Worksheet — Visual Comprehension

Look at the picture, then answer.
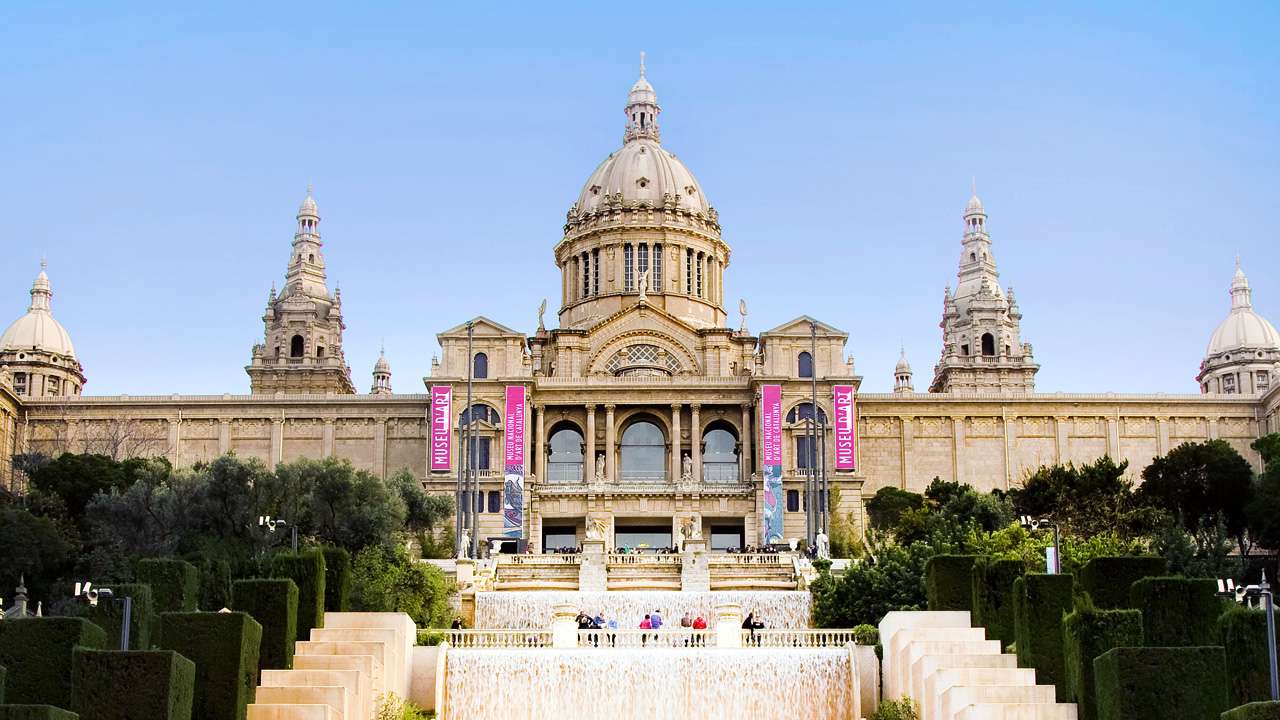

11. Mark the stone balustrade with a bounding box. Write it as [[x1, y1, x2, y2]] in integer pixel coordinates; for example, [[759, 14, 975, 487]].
[[607, 553, 682, 565], [743, 629, 866, 648], [446, 629, 554, 648]]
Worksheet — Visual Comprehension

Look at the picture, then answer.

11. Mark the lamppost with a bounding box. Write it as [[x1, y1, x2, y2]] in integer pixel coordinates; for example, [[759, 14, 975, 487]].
[[1219, 574, 1279, 701], [259, 515, 297, 553], [75, 581, 130, 650], [1019, 515, 1060, 574]]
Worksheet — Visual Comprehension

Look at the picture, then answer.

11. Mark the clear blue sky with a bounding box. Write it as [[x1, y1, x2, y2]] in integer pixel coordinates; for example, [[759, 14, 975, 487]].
[[2, 2, 1277, 395]]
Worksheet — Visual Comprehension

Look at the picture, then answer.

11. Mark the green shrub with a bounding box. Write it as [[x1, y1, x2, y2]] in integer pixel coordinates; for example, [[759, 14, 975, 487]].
[[71, 649, 194, 720], [1219, 605, 1280, 706], [1094, 646, 1229, 720], [1013, 573, 1074, 701], [271, 550, 326, 637], [75, 583, 153, 650], [1129, 576, 1224, 646], [231, 578, 298, 672], [971, 557, 1024, 649], [0, 618, 108, 707], [1078, 556, 1167, 609], [1, 663, 5, 703], [925, 555, 978, 611], [0, 707, 80, 720], [868, 696, 918, 720], [320, 547, 352, 612], [192, 556, 233, 611], [1222, 701, 1280, 720], [157, 612, 261, 720], [135, 559, 199, 639], [1063, 605, 1143, 720], [852, 624, 880, 646]]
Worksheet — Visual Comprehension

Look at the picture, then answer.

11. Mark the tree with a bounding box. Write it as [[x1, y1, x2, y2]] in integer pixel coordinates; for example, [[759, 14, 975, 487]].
[[290, 457, 407, 552], [393, 469, 453, 532], [0, 505, 77, 601], [28, 453, 161, 528], [811, 535, 936, 627], [865, 486, 924, 531], [1252, 433, 1280, 471], [1139, 440, 1254, 554], [1246, 434, 1280, 550], [1009, 456, 1153, 539], [350, 545, 451, 627]]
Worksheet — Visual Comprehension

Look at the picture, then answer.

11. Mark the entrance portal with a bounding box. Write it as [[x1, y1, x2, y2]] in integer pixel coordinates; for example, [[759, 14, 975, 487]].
[[709, 520, 746, 551]]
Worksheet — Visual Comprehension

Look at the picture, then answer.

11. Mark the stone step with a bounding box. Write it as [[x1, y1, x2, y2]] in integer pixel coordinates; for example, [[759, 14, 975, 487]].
[[310, 623, 410, 698], [254, 686, 346, 720], [294, 641, 386, 698], [954, 702, 1078, 720], [937, 684, 1056, 720], [247, 704, 340, 720], [923, 667, 1037, 720], [890, 627, 989, 698], [261, 669, 361, 720], [904, 640, 1004, 704]]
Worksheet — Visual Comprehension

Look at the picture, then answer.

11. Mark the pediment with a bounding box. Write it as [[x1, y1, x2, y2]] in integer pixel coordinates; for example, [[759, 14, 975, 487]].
[[581, 304, 703, 375], [760, 315, 847, 338], [437, 315, 525, 341]]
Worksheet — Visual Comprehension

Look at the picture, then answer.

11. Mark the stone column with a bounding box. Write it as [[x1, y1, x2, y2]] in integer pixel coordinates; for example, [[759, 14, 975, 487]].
[[585, 404, 596, 482], [551, 602, 580, 648], [670, 403, 682, 481], [1156, 416, 1170, 455], [740, 403, 752, 483], [1208, 416, 1220, 440], [714, 602, 743, 648], [951, 416, 965, 484], [1054, 416, 1069, 463], [167, 417, 181, 466], [322, 418, 335, 457], [1105, 416, 1120, 457], [534, 405, 546, 483], [374, 418, 387, 478], [690, 404, 702, 484], [604, 404, 616, 482], [899, 416, 914, 490], [271, 416, 284, 464], [218, 419, 231, 455]]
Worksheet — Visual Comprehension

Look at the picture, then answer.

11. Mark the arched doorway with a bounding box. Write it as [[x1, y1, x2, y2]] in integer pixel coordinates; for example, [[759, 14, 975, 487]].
[[547, 424, 585, 483], [701, 422, 739, 483], [620, 419, 665, 483]]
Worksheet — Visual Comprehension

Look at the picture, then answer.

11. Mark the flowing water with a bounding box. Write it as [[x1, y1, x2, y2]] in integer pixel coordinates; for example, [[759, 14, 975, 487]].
[[474, 590, 812, 629], [443, 647, 855, 720]]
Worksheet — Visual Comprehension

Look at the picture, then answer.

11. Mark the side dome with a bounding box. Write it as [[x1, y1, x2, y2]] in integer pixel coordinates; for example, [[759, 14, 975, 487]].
[[1205, 265, 1280, 356], [1, 266, 77, 358], [574, 140, 711, 216]]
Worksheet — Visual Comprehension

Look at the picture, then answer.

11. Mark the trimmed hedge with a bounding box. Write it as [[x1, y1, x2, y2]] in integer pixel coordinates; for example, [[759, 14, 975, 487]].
[[1130, 576, 1224, 647], [1220, 605, 1280, 706], [320, 547, 351, 613], [971, 557, 1025, 649], [0, 618, 108, 707], [1, 663, 5, 703], [1223, 702, 1280, 720], [0, 708, 80, 720], [925, 555, 979, 612], [270, 550, 326, 638], [1078, 556, 1167, 609], [1013, 573, 1074, 702], [231, 578, 298, 672], [71, 649, 194, 720], [77, 583, 153, 651], [1094, 646, 1229, 720], [193, 556, 233, 611], [136, 559, 199, 640], [158, 612, 261, 720], [1063, 606, 1143, 720]]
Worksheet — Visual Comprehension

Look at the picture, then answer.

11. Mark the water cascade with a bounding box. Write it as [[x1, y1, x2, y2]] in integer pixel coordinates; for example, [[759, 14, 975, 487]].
[[443, 647, 856, 720], [474, 590, 812, 629]]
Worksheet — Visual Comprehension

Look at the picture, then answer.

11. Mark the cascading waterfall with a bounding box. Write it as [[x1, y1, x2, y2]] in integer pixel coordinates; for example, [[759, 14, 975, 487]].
[[474, 590, 811, 629], [444, 648, 855, 720]]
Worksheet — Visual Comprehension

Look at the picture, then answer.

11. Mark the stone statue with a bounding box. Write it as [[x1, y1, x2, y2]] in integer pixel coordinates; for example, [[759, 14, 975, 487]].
[[690, 515, 703, 540], [587, 517, 609, 541], [637, 269, 649, 302], [738, 298, 748, 334], [537, 298, 546, 330], [815, 527, 831, 560], [458, 528, 472, 559], [594, 453, 606, 482], [681, 452, 693, 481]]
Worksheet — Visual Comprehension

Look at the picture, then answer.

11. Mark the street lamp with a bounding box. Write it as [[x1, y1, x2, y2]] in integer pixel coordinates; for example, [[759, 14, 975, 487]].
[[75, 581, 130, 651], [1218, 574, 1279, 701], [259, 515, 297, 553], [1019, 515, 1061, 574]]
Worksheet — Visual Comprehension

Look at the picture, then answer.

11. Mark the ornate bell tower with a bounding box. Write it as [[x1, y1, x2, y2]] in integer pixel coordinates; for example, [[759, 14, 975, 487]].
[[246, 188, 356, 394]]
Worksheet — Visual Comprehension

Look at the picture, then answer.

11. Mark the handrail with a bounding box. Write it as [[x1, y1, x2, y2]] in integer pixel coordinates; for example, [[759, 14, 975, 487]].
[[576, 629, 715, 648]]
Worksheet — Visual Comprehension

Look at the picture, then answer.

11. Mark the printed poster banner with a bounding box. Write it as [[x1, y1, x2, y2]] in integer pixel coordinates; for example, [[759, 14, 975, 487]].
[[760, 384, 784, 544], [429, 386, 452, 472], [502, 385, 527, 538], [832, 385, 857, 470]]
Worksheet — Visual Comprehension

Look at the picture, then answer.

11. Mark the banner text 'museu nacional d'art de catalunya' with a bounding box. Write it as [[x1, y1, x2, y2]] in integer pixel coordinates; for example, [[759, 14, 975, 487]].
[[760, 384, 783, 544], [832, 384, 857, 471], [503, 385, 526, 538], [429, 386, 452, 472]]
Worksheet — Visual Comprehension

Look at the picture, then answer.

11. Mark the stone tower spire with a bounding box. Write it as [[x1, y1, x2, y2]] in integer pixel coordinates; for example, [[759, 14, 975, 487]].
[[1198, 259, 1279, 394], [371, 346, 392, 395], [623, 51, 661, 144], [930, 187, 1038, 393], [246, 188, 356, 394]]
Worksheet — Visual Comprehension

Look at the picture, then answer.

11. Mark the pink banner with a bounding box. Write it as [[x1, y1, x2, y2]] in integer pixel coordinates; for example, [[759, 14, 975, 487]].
[[503, 386, 526, 468], [761, 384, 782, 464], [833, 385, 857, 470], [429, 386, 452, 471]]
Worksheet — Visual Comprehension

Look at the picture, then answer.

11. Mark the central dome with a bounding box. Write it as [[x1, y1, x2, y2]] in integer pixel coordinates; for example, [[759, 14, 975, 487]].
[[574, 139, 711, 216]]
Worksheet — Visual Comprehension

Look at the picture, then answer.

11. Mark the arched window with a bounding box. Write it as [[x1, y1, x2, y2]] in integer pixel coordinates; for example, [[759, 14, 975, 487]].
[[460, 404, 499, 425], [290, 335, 304, 358], [316, 345, 325, 358], [981, 333, 995, 357], [620, 420, 665, 482], [798, 351, 814, 378], [786, 403, 828, 425], [701, 423, 739, 483], [473, 352, 488, 379], [547, 425, 585, 483]]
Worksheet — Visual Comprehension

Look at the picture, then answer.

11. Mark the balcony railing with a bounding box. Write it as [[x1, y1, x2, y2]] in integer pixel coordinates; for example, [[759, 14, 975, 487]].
[[498, 554, 581, 566], [707, 554, 787, 566], [741, 629, 865, 647], [446, 630, 553, 648], [702, 463, 740, 483], [544, 463, 584, 483], [577, 629, 715, 648], [617, 471, 668, 484], [607, 553, 682, 565]]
